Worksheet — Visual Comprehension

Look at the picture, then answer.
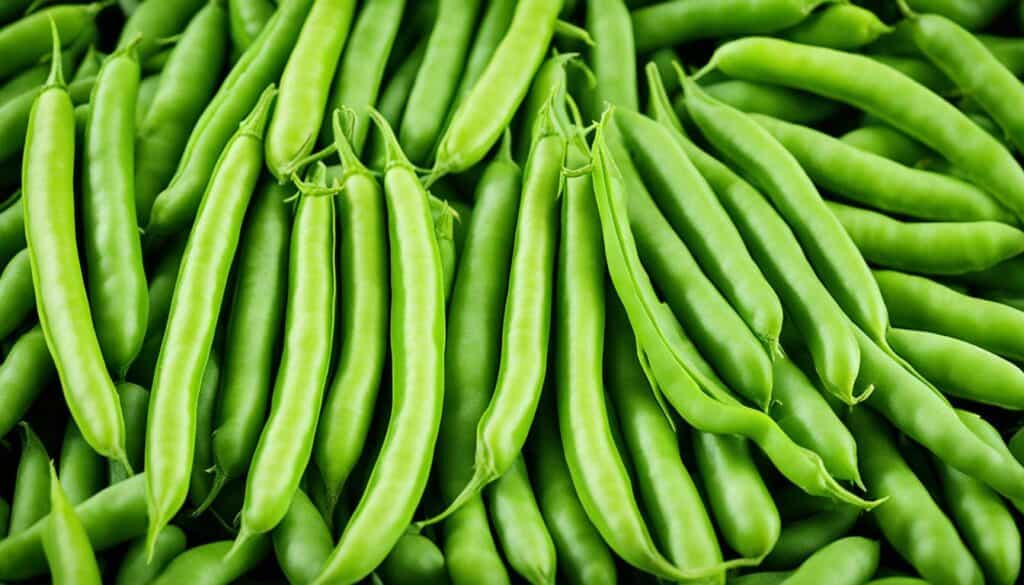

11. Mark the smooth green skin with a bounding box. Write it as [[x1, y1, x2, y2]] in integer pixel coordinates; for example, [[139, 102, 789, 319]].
[[23, 53, 127, 466], [59, 420, 105, 506], [763, 505, 861, 569], [11, 424, 51, 536], [588, 0, 638, 111], [711, 38, 1024, 221], [979, 35, 1024, 76], [377, 533, 448, 585], [145, 0, 311, 245], [0, 3, 100, 80], [188, 350, 221, 509], [906, 0, 1010, 30], [237, 178, 336, 541], [433, 201, 457, 301], [134, 74, 161, 128], [877, 269, 1024, 360], [684, 79, 890, 347], [769, 357, 860, 483], [135, 0, 228, 225], [399, 0, 481, 165], [592, 122, 872, 513], [909, 13, 1024, 155], [366, 39, 427, 170], [830, 201, 1024, 275], [320, 0, 405, 151], [779, 4, 889, 50], [312, 113, 446, 585], [453, 0, 516, 102], [0, 473, 147, 581], [516, 54, 574, 164], [690, 81, 843, 125], [631, 0, 827, 52], [0, 75, 93, 165], [437, 143, 519, 585], [956, 256, 1024, 294], [433, 0, 561, 174], [145, 87, 276, 553], [209, 180, 289, 493], [779, 537, 879, 585], [936, 460, 1021, 585], [228, 0, 275, 59], [119, 0, 206, 59], [0, 326, 54, 438], [488, 457, 557, 585], [83, 45, 147, 375], [313, 127, 388, 513], [756, 115, 1010, 223], [693, 431, 780, 559], [0, 195, 25, 266], [0, 34, 84, 105], [848, 408, 983, 585], [615, 109, 781, 368], [530, 411, 616, 585], [650, 68, 863, 402], [870, 56, 954, 95], [150, 536, 271, 585], [729, 572, 793, 585], [114, 526, 187, 585], [265, 0, 355, 180], [126, 238, 187, 387], [0, 249, 35, 340], [272, 489, 333, 585], [109, 383, 149, 485], [44, 466, 103, 585]]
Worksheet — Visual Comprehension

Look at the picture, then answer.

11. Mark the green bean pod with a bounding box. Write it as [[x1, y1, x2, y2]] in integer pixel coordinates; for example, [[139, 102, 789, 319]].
[[134, 0, 229, 225], [708, 37, 1024, 220], [488, 457, 557, 585], [863, 579, 930, 585], [118, 0, 206, 59], [0, 75, 95, 166], [365, 39, 428, 170], [848, 408, 983, 585], [43, 464, 103, 585], [0, 326, 54, 438], [206, 180, 290, 506], [779, 4, 890, 50], [0, 30, 91, 106], [144, 86, 276, 555], [114, 526, 187, 585], [265, 0, 355, 180], [108, 383, 148, 485], [0, 3, 102, 80], [150, 536, 271, 585], [126, 238, 187, 387], [377, 533, 448, 585], [692, 81, 843, 125], [311, 110, 445, 585], [453, 0, 516, 102], [955, 256, 1024, 294], [906, 0, 1010, 31], [0, 195, 24, 266], [23, 34, 127, 467], [10, 423, 51, 536], [134, 73, 161, 128], [869, 55, 955, 95], [0, 249, 35, 340], [235, 165, 336, 545], [588, 0, 638, 111], [188, 350, 221, 509], [779, 537, 880, 585], [432, 0, 561, 175], [272, 489, 333, 585], [228, 0, 275, 59], [58, 420, 105, 506], [763, 505, 861, 569]]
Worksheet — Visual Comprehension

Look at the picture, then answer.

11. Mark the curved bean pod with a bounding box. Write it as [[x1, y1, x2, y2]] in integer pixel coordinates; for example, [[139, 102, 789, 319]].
[[779, 4, 891, 50], [0, 326, 54, 439], [58, 420, 105, 506], [0, 249, 35, 341], [228, 0, 275, 59], [43, 464, 102, 585], [118, 0, 206, 59], [692, 81, 843, 126], [150, 536, 271, 585], [779, 537, 879, 585], [272, 489, 333, 585], [0, 2, 101, 80], [10, 423, 50, 536], [488, 457, 557, 585], [114, 526, 186, 585]]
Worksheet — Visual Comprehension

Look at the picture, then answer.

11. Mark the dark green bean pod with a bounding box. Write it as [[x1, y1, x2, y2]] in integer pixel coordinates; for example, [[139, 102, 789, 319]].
[[0, 195, 25, 266], [10, 423, 51, 536], [114, 526, 186, 585], [108, 383, 148, 485], [453, 0, 516, 102], [690, 81, 843, 125], [228, 0, 275, 60], [0, 497, 8, 539], [118, 0, 206, 58], [488, 457, 557, 585], [150, 536, 271, 585], [779, 4, 890, 49], [58, 420, 105, 506], [955, 256, 1024, 294], [0, 29, 92, 105], [0, 248, 35, 340], [272, 489, 333, 585], [365, 38, 427, 170], [125, 238, 186, 388], [0, 326, 55, 438], [0, 0, 32, 25], [764, 505, 861, 569], [779, 537, 879, 585], [377, 533, 448, 585], [0, 2, 102, 80], [588, 0, 638, 111], [43, 464, 102, 585], [188, 350, 221, 510], [906, 0, 1010, 30]]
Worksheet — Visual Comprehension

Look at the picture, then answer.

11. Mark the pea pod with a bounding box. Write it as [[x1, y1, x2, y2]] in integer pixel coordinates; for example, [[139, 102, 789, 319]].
[[488, 457, 557, 585], [763, 505, 861, 569], [587, 0, 637, 111], [0, 249, 35, 341], [125, 238, 187, 388], [906, 0, 1011, 31], [58, 420, 105, 506], [228, 0, 275, 59], [114, 526, 187, 585], [118, 0, 206, 59], [272, 489, 332, 585], [43, 464, 103, 585], [0, 195, 25, 266], [0, 326, 55, 438], [150, 536, 271, 585], [779, 537, 880, 585], [779, 4, 891, 50], [10, 423, 51, 536], [840, 123, 931, 168], [453, 0, 516, 102], [693, 81, 843, 125], [0, 3, 102, 80], [377, 533, 448, 585], [188, 350, 222, 510]]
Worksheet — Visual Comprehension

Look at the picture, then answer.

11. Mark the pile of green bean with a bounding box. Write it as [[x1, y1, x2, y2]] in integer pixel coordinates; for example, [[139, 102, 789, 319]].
[[4, 0, 1024, 583]]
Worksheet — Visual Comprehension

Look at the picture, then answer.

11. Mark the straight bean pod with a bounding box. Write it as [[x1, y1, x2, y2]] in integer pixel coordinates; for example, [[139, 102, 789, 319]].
[[118, 0, 206, 59], [43, 464, 103, 585], [588, 0, 638, 111], [58, 420, 105, 506], [692, 80, 844, 125], [453, 0, 516, 103], [109, 383, 148, 485], [0, 326, 55, 438], [188, 349, 221, 509], [272, 489, 333, 585], [125, 238, 187, 387], [0, 76, 93, 165], [906, 0, 1011, 30], [779, 4, 891, 50], [0, 249, 36, 341], [10, 423, 51, 536], [488, 457, 557, 585], [228, 0, 275, 59], [839, 123, 933, 166]]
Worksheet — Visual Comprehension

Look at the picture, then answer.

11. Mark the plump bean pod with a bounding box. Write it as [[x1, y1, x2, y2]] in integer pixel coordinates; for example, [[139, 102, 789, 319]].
[[978, 34, 1024, 75], [399, 0, 481, 165], [234, 164, 336, 547], [876, 270, 1024, 360], [779, 537, 879, 585], [591, 115, 875, 511], [488, 457, 557, 585], [0, 2, 101, 80], [631, 0, 828, 53], [145, 0, 311, 245], [82, 42, 147, 375], [319, 0, 404, 152], [134, 0, 228, 225], [118, 0, 206, 58], [23, 34, 127, 468], [906, 0, 1010, 30], [869, 55, 955, 94], [955, 256, 1024, 294], [59, 420, 105, 506], [431, 0, 561, 176], [265, 0, 355, 180], [0, 326, 54, 438], [517, 54, 576, 163], [0, 30, 91, 106], [377, 533, 448, 585], [708, 38, 1024, 221], [770, 357, 860, 483], [125, 238, 187, 387], [10, 423, 51, 536], [848, 408, 983, 585], [365, 39, 428, 169], [43, 464, 103, 585], [188, 350, 221, 509], [0, 249, 35, 340], [779, 4, 890, 50], [150, 536, 271, 585], [587, 0, 637, 111], [755, 114, 1010, 223], [228, 0, 275, 60], [0, 473, 146, 581], [108, 383, 148, 485], [0, 196, 25, 266], [683, 81, 842, 126], [453, 0, 516, 103], [830, 201, 1024, 274], [114, 526, 186, 585], [606, 123, 772, 408], [144, 86, 276, 556], [763, 504, 861, 569], [311, 110, 445, 585], [682, 77, 893, 351], [272, 489, 333, 585], [134, 73, 161, 128], [312, 117, 388, 516]]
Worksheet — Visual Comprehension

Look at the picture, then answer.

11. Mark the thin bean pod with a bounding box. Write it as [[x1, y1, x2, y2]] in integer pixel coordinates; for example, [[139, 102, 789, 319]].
[[108, 383, 148, 485], [0, 326, 55, 438], [188, 350, 221, 509], [453, 0, 516, 102], [588, 0, 638, 111], [10, 423, 50, 536], [228, 0, 275, 59], [488, 457, 557, 585], [58, 420, 105, 506], [779, 4, 891, 50], [43, 464, 103, 585], [0, 249, 35, 340]]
